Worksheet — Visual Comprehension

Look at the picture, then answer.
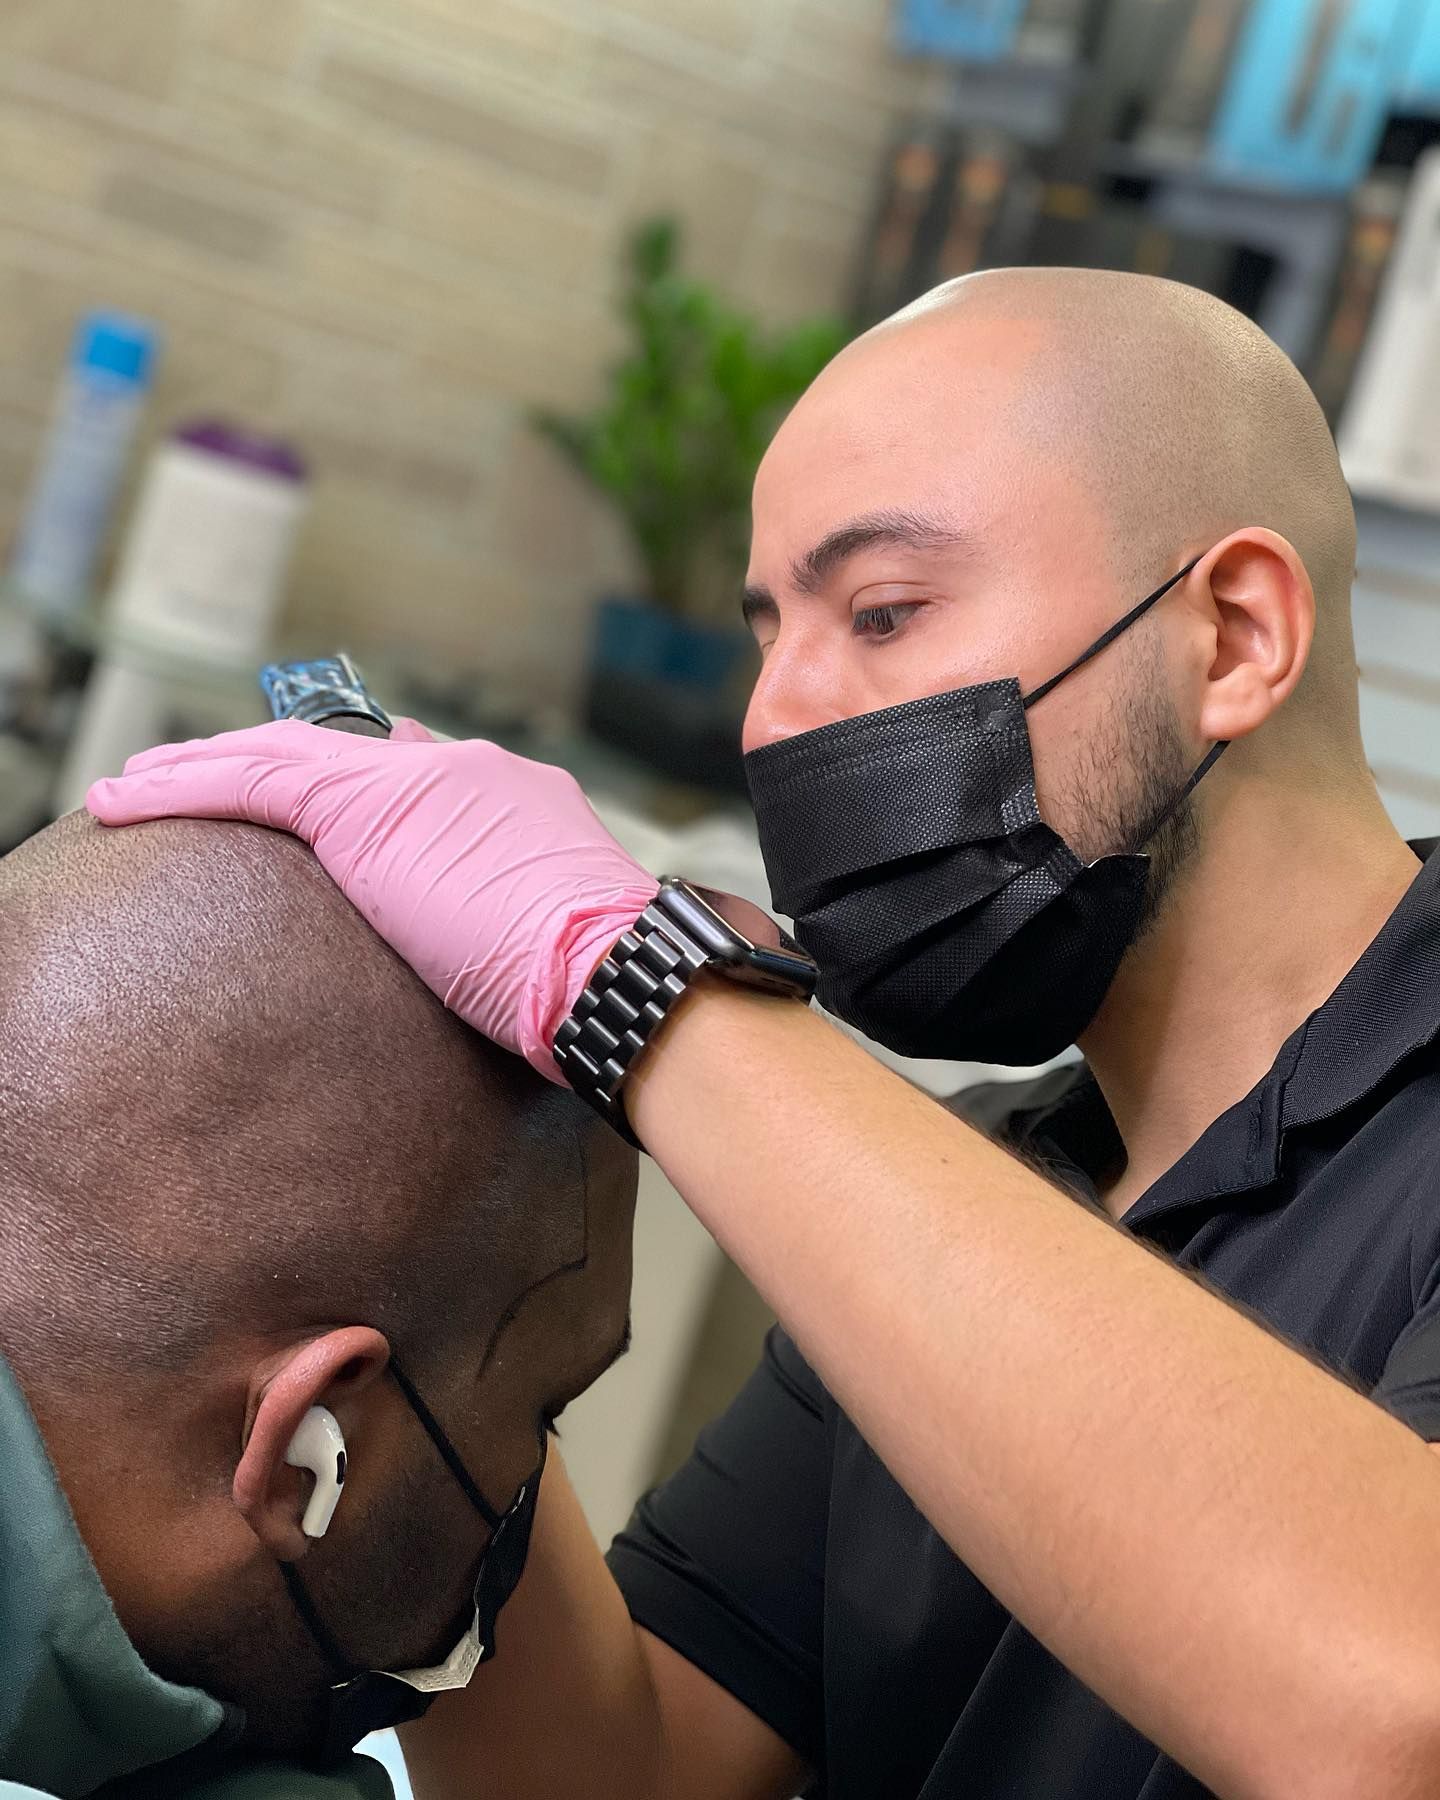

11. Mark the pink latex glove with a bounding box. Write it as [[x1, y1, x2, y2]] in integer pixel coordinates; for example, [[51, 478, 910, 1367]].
[[86, 718, 659, 1083]]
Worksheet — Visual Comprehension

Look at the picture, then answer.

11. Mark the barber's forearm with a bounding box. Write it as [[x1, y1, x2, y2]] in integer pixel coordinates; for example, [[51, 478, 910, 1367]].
[[401, 1454, 803, 1800], [401, 1457, 667, 1800], [628, 987, 1440, 1800]]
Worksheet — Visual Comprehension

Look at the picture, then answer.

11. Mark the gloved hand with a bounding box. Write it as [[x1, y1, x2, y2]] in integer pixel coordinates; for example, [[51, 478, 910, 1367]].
[[86, 719, 659, 1082]]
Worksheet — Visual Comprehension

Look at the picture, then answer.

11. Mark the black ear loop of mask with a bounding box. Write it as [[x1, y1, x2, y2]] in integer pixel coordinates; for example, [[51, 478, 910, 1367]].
[[1021, 553, 1230, 840], [279, 1356, 547, 1761]]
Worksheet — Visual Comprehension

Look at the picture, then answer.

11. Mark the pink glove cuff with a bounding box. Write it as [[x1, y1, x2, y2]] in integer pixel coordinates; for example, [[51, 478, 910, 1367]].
[[519, 881, 661, 1083]]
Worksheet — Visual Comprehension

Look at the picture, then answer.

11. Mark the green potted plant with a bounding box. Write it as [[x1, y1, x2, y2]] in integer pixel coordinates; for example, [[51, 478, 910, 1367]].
[[535, 218, 847, 788]]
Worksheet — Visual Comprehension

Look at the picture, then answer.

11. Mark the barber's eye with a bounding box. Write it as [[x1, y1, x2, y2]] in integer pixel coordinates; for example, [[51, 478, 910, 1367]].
[[852, 604, 917, 640]]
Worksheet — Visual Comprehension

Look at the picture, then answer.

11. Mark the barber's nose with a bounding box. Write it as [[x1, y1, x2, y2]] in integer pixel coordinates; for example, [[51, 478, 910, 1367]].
[[742, 634, 849, 754]]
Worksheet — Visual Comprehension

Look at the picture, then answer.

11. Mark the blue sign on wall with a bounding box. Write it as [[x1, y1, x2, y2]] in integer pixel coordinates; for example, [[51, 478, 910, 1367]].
[[1397, 0, 1440, 108], [896, 0, 1030, 63], [1209, 0, 1422, 192]]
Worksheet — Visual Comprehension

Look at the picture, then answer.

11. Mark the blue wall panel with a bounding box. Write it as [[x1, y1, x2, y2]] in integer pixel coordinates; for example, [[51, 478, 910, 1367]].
[[1397, 0, 1440, 108], [1209, 0, 1421, 191], [896, 0, 1030, 63]]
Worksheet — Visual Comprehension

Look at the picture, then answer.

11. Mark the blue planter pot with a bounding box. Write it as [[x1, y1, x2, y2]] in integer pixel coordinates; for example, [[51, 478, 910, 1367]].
[[593, 596, 750, 689], [586, 596, 751, 793]]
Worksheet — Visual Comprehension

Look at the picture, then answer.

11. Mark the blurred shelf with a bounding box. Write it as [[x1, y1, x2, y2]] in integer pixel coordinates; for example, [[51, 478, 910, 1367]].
[[943, 52, 1087, 141]]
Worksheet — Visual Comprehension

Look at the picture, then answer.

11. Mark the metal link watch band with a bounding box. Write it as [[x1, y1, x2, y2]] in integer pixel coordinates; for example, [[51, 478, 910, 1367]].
[[552, 900, 710, 1149]]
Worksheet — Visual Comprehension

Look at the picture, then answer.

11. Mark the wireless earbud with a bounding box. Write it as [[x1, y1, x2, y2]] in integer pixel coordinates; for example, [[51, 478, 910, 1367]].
[[284, 1405, 347, 1539]]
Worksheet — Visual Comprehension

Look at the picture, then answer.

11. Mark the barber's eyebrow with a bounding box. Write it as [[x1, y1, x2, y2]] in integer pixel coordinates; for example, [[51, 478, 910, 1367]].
[[741, 509, 973, 625]]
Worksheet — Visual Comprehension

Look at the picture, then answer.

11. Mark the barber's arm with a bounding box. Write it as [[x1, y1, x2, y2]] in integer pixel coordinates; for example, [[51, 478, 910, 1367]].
[[629, 981, 1440, 1800], [89, 725, 1440, 1800], [400, 1453, 806, 1800], [404, 1233, 833, 1800]]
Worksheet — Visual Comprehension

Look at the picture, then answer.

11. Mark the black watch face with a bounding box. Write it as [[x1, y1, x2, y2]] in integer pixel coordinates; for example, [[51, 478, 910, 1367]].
[[685, 883, 787, 953], [663, 882, 817, 1001]]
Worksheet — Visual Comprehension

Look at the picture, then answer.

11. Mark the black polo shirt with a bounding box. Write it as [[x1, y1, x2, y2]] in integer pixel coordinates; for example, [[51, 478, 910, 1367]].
[[608, 842, 1440, 1798]]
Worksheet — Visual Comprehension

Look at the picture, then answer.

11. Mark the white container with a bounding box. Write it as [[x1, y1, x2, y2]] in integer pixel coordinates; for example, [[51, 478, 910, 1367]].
[[51, 659, 173, 816], [108, 421, 308, 667], [8, 312, 158, 624], [1339, 148, 1440, 510]]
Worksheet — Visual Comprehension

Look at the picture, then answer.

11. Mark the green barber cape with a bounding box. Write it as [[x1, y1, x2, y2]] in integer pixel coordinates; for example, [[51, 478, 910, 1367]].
[[0, 1353, 393, 1799]]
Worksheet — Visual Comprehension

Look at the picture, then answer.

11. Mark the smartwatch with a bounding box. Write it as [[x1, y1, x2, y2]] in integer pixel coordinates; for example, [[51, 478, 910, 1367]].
[[553, 877, 818, 1147]]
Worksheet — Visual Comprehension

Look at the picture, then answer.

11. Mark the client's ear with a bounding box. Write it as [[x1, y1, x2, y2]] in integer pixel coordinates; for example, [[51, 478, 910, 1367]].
[[234, 1326, 390, 1562]]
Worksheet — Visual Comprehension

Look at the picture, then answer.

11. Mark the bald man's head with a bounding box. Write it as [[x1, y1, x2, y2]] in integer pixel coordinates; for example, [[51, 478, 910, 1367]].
[[0, 812, 637, 1755], [745, 267, 1376, 939], [881, 269, 1358, 725], [0, 811, 619, 1390]]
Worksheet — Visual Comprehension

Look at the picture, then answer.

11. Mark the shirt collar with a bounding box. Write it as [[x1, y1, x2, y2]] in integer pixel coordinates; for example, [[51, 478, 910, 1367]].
[[1011, 841, 1440, 1231], [1279, 839, 1440, 1132], [0, 1352, 228, 1795]]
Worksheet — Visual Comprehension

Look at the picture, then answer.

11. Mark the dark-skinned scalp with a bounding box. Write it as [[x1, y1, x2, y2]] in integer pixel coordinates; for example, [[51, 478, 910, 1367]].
[[0, 812, 598, 1391]]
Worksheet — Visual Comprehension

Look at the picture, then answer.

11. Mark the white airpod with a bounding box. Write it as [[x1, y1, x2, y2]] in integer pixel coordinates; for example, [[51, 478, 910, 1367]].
[[284, 1405, 347, 1539]]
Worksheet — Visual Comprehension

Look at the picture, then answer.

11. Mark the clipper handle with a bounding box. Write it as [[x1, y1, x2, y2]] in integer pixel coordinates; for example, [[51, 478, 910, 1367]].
[[316, 715, 390, 739], [259, 653, 392, 738]]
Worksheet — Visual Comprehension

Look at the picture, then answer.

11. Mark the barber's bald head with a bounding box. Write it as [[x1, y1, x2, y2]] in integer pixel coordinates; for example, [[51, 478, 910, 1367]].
[[886, 268, 1356, 710], [0, 812, 636, 1754], [746, 267, 1372, 911], [897, 271, 1348, 566]]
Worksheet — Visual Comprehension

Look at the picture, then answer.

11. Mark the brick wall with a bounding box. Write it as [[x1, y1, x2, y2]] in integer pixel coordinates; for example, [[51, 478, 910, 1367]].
[[0, 0, 939, 707]]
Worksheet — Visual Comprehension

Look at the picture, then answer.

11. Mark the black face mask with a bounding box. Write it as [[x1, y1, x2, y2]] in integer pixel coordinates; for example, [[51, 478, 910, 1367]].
[[744, 558, 1226, 1066], [281, 1360, 546, 1768]]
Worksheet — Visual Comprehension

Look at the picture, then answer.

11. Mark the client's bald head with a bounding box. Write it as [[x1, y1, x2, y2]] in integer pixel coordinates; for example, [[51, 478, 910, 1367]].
[[0, 811, 619, 1386], [0, 812, 636, 1753]]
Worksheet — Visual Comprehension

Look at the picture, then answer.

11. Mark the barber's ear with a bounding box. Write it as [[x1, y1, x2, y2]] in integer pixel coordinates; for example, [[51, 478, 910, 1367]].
[[1193, 529, 1314, 744], [234, 1326, 390, 1562]]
